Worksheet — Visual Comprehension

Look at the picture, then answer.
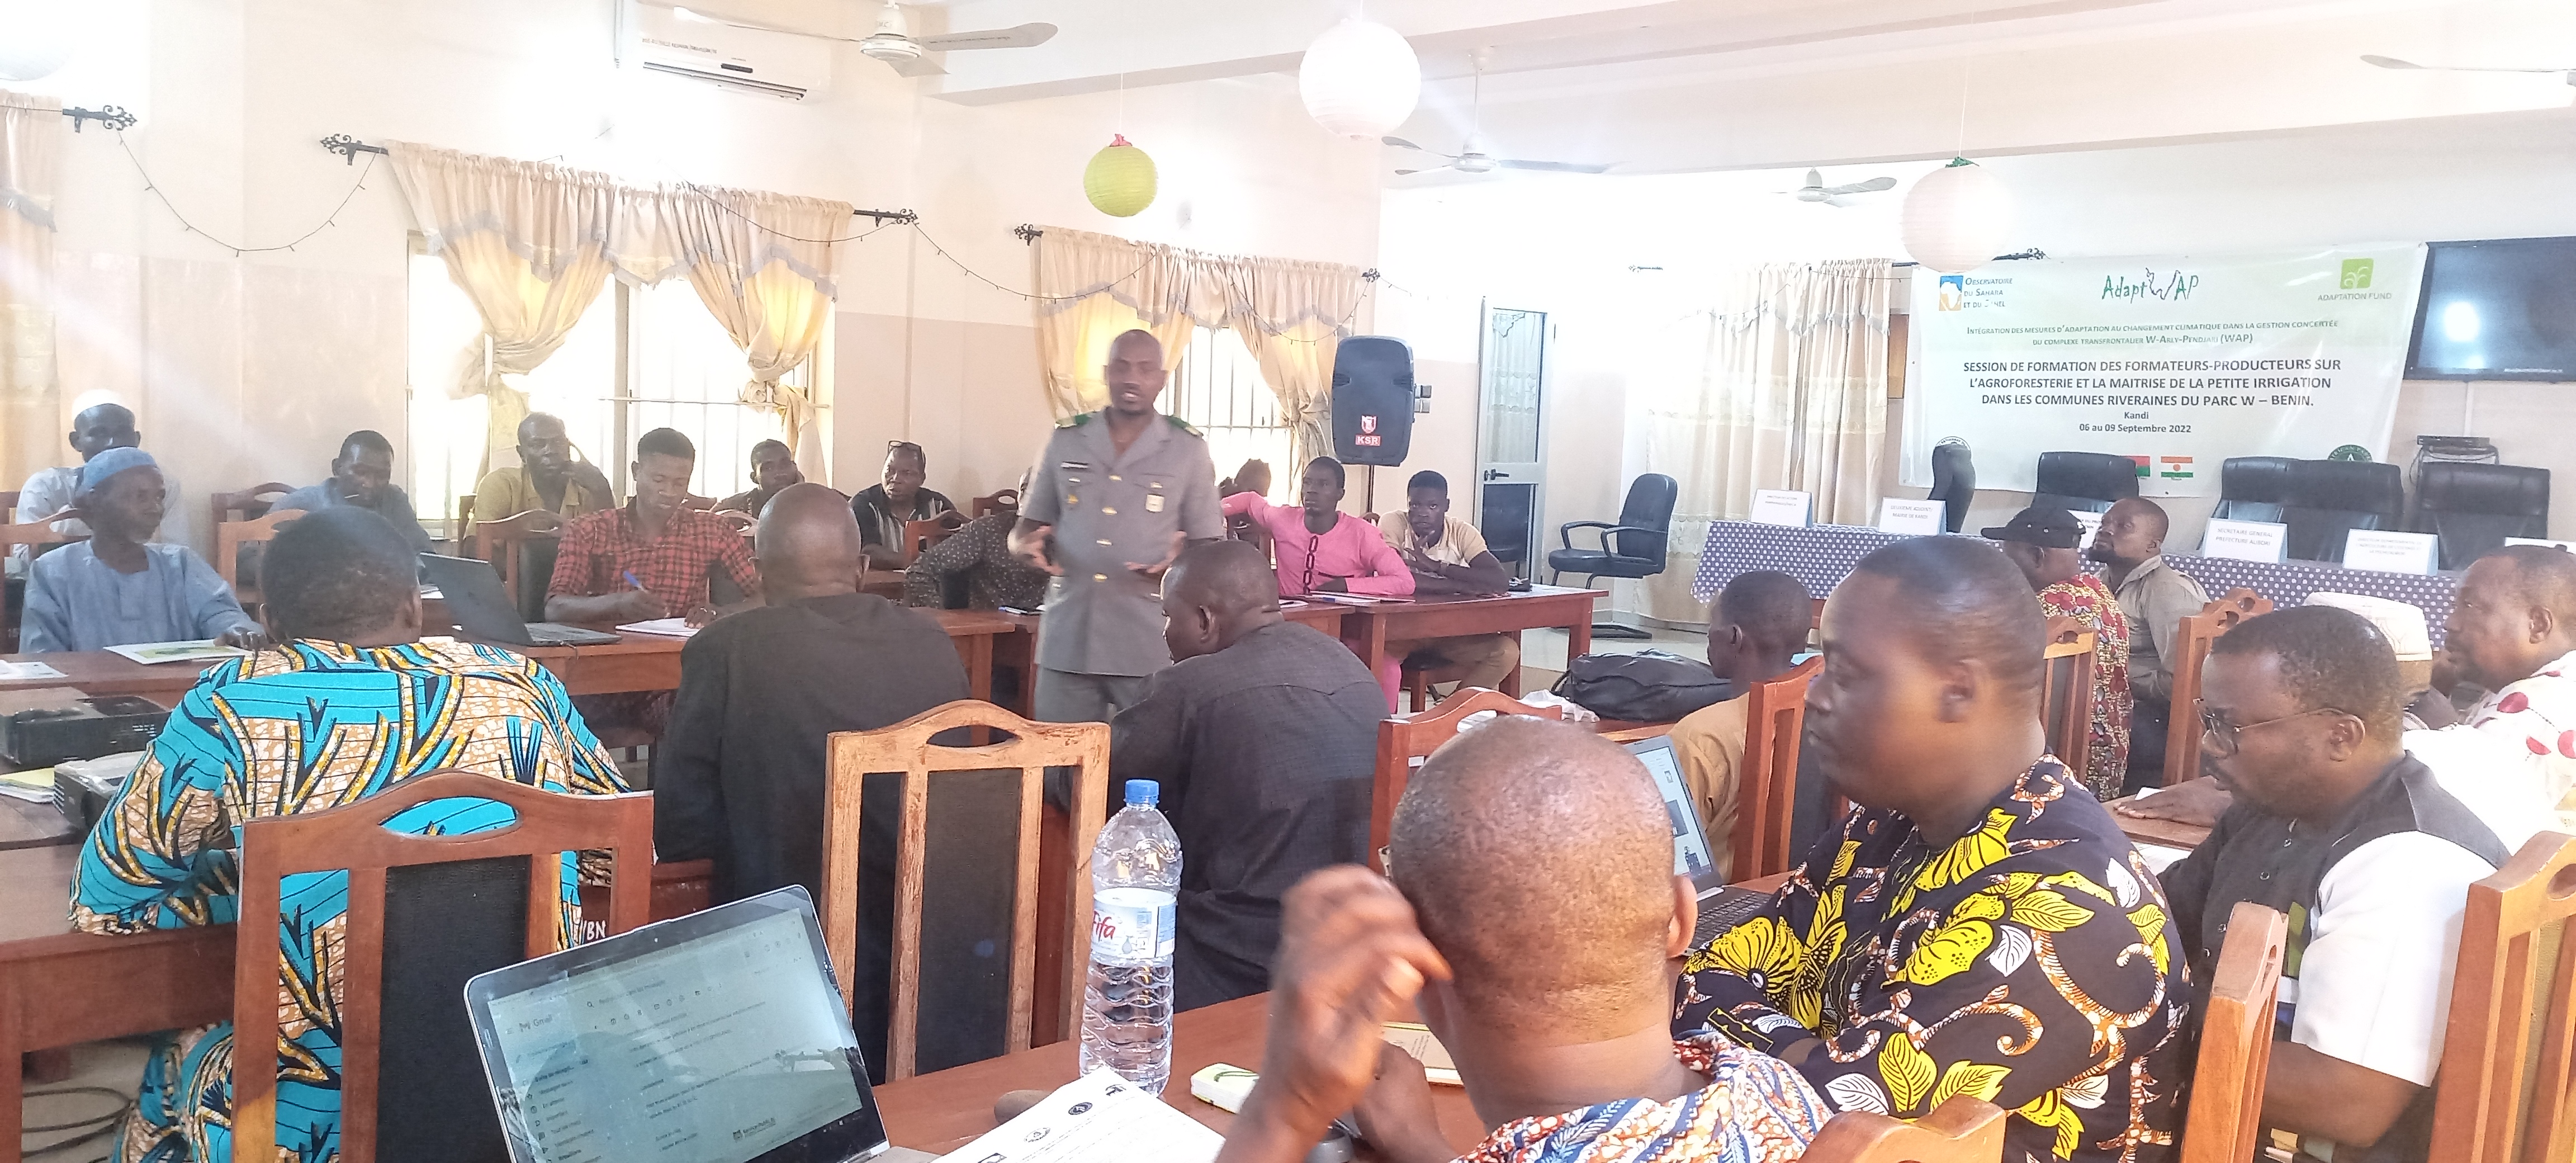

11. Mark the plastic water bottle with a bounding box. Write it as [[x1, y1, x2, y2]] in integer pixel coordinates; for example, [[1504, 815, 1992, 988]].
[[1080, 779, 1183, 1093]]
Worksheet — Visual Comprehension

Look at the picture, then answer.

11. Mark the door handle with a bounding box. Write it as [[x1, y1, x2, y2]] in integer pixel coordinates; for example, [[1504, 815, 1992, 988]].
[[1483, 470, 1504, 481]]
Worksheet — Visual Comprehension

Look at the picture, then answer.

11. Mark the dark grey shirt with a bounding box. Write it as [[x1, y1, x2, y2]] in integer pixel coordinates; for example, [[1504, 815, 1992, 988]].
[[1109, 621, 1383, 1011], [1021, 413, 1223, 676], [273, 481, 435, 556]]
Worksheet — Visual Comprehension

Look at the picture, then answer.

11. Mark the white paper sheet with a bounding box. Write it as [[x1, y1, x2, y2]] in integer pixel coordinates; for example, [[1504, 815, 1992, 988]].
[[101, 641, 245, 665], [0, 661, 68, 681], [934, 1070, 1219, 1163], [614, 618, 699, 639]]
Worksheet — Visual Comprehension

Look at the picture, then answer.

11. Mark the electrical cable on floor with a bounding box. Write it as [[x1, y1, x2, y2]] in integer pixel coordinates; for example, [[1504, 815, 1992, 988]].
[[22, 1085, 131, 1162]]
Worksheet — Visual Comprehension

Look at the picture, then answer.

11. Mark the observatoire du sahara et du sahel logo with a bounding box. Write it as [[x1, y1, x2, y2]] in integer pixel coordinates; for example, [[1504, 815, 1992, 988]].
[[2340, 258, 2374, 290], [1938, 275, 1964, 311]]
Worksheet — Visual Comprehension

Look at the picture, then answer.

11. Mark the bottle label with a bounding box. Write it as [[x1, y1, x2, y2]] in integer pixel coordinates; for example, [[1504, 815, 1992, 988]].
[[1091, 889, 1176, 965]]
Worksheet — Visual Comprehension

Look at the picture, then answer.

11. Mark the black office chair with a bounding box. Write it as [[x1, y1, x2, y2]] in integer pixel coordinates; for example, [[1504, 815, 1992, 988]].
[[1928, 439, 1976, 533], [2211, 456, 2295, 525], [2033, 451, 2140, 514], [1547, 473, 1678, 641], [2281, 458, 2403, 562], [2414, 462, 2551, 569]]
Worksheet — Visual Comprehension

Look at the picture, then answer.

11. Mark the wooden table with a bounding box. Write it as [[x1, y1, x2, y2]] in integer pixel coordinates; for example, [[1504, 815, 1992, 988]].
[[2103, 796, 2213, 852], [1335, 587, 1607, 696]]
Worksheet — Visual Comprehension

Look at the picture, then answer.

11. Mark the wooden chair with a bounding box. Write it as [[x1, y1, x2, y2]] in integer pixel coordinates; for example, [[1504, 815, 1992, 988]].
[[476, 510, 557, 620], [1800, 1095, 2007, 1162], [822, 700, 1110, 1080], [215, 509, 300, 606], [2039, 617, 2098, 779], [0, 517, 87, 653], [209, 480, 293, 532], [2162, 588, 2276, 788], [0, 491, 15, 523], [2430, 829, 2576, 1163], [972, 489, 1020, 518], [901, 518, 953, 566], [1400, 658, 1478, 711], [2181, 902, 2289, 1163], [230, 770, 655, 1163], [1370, 687, 1562, 873], [1732, 656, 1822, 884]]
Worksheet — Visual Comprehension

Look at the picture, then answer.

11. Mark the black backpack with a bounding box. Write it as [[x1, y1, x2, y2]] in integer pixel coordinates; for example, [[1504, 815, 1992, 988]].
[[1551, 649, 1735, 722]]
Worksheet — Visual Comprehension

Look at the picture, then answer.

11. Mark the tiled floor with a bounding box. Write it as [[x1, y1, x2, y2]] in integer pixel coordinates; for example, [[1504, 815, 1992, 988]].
[[24, 1038, 148, 1160]]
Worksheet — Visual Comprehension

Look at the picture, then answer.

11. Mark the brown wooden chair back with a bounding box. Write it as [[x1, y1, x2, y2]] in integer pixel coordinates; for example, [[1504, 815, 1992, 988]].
[[823, 700, 1110, 1080], [2039, 617, 2098, 779], [2162, 588, 2275, 788], [475, 510, 556, 611], [901, 518, 952, 566], [1733, 656, 1822, 884], [216, 509, 301, 606], [0, 517, 87, 652], [230, 770, 654, 1163], [973, 489, 1020, 517], [0, 491, 15, 523], [2182, 901, 2289, 1163], [210, 480, 293, 532], [1799, 1095, 2007, 1162], [2432, 830, 2576, 1163], [1369, 687, 1562, 873]]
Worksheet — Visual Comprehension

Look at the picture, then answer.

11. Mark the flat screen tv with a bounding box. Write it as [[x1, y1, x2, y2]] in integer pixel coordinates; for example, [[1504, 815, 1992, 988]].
[[2408, 237, 2576, 381]]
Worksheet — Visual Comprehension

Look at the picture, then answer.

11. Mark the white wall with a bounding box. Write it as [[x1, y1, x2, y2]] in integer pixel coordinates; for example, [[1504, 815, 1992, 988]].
[[18, 0, 1385, 551]]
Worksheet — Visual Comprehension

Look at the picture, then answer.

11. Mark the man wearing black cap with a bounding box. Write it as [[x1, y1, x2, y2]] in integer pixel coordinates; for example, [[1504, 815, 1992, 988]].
[[1985, 503, 2133, 798]]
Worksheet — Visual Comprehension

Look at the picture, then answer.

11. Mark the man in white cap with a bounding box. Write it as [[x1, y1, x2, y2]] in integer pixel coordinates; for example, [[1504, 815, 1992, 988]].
[[20, 447, 263, 653]]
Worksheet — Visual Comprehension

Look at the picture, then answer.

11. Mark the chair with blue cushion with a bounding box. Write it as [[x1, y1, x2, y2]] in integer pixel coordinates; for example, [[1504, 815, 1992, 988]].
[[2033, 451, 2139, 514], [1546, 474, 1678, 640]]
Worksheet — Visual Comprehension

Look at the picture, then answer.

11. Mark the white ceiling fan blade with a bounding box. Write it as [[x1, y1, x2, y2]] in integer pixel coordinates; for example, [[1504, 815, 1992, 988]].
[[888, 55, 947, 76], [2362, 53, 2568, 73], [915, 23, 1058, 51], [1382, 136, 1436, 153], [1821, 176, 1897, 196], [1495, 159, 1610, 173]]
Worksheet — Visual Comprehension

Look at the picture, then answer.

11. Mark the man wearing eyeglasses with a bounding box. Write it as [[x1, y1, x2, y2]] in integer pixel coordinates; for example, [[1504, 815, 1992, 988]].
[[2157, 604, 2507, 1163]]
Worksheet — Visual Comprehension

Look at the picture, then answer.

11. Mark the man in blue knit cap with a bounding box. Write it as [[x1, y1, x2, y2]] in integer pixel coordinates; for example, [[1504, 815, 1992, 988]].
[[20, 447, 264, 653]]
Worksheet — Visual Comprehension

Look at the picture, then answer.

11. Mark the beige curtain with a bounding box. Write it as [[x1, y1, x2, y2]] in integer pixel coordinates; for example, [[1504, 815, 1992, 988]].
[[0, 91, 61, 494], [1636, 259, 1892, 621], [386, 143, 621, 478], [660, 185, 849, 469], [1031, 229, 1363, 446]]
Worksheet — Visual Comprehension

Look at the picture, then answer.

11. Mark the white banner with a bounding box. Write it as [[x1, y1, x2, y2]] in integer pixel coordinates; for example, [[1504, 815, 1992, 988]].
[[1901, 245, 2425, 497]]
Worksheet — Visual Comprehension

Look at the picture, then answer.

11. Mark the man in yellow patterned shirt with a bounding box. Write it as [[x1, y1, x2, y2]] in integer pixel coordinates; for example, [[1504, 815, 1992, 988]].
[[1675, 536, 2187, 1163]]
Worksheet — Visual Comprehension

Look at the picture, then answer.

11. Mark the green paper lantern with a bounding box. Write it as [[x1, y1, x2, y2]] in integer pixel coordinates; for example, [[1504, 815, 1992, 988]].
[[1084, 134, 1157, 218]]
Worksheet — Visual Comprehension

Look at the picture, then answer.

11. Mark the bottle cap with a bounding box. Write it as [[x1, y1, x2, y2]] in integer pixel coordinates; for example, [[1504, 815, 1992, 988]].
[[1125, 779, 1158, 807]]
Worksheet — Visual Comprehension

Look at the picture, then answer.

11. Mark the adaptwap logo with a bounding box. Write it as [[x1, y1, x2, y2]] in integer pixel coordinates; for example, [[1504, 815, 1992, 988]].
[[2101, 267, 2200, 303]]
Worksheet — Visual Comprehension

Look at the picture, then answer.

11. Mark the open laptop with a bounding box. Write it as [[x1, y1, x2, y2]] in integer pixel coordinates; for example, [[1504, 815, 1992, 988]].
[[1625, 734, 1775, 946], [420, 554, 623, 646], [464, 887, 912, 1163]]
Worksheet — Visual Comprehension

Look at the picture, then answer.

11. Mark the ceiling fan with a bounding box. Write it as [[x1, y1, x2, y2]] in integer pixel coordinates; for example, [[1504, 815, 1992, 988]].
[[1382, 49, 1609, 177], [1777, 168, 1897, 207], [663, 1, 1057, 76], [2361, 54, 2574, 86]]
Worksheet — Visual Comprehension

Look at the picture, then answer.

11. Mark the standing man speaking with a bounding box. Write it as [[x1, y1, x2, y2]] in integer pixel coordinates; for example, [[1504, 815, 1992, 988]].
[[1010, 330, 1223, 722]]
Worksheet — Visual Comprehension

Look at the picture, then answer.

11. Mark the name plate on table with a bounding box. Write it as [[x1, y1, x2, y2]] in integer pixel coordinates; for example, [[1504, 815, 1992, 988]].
[[1877, 498, 1946, 536], [2201, 519, 2289, 564], [2342, 530, 2440, 575], [2506, 537, 2576, 553], [1750, 490, 1814, 527]]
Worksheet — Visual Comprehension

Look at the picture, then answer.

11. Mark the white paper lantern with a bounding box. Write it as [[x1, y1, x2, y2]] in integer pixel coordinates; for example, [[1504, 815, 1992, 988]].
[[0, 0, 78, 82], [1299, 18, 1420, 141], [1900, 159, 2018, 274]]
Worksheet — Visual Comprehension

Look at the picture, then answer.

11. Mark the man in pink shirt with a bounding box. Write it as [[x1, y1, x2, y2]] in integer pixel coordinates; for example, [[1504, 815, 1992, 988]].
[[1223, 456, 1414, 706]]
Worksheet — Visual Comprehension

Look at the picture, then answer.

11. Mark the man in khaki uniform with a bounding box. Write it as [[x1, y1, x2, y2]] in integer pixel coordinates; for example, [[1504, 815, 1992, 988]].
[[1010, 330, 1224, 722]]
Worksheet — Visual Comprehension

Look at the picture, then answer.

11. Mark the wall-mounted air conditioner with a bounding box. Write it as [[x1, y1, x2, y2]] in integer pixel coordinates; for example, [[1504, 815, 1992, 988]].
[[624, 2, 831, 101]]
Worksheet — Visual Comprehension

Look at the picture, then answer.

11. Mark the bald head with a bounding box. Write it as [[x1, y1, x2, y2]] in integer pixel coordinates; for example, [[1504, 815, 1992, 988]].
[[1390, 718, 1681, 1038], [754, 483, 864, 601], [1162, 540, 1283, 661]]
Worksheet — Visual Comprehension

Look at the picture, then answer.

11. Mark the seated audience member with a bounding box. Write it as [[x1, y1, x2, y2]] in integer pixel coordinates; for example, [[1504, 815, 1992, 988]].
[[1987, 504, 2133, 798], [1224, 457, 1414, 705], [1676, 536, 2185, 1163], [12, 401, 191, 565], [653, 484, 1001, 1078], [1376, 470, 1520, 694], [851, 440, 962, 571], [713, 438, 803, 517], [2158, 604, 2508, 1163], [1218, 457, 1273, 550], [73, 505, 628, 1163], [2085, 497, 2207, 787], [1668, 569, 1810, 875], [546, 427, 760, 628], [1111, 541, 1383, 1011], [273, 429, 434, 555], [22, 448, 263, 653], [1216, 717, 1831, 1163], [470, 412, 615, 536], [904, 470, 1048, 611]]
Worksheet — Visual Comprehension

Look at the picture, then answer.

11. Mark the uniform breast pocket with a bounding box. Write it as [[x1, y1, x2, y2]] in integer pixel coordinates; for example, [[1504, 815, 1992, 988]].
[[1138, 475, 1176, 517]]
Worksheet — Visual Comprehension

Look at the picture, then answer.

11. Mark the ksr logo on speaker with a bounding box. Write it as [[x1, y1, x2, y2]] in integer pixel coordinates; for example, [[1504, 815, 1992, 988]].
[[1356, 415, 1382, 446]]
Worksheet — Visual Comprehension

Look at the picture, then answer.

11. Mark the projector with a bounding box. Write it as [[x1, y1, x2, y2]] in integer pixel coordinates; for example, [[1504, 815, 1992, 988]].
[[0, 688, 168, 767]]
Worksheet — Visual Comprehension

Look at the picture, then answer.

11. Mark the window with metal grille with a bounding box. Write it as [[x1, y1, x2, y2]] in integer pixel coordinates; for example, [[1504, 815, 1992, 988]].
[[405, 252, 799, 536], [1165, 328, 1291, 502]]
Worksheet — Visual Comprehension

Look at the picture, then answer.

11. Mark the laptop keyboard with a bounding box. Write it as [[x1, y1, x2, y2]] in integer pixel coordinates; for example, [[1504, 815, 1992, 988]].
[[1693, 886, 1774, 946]]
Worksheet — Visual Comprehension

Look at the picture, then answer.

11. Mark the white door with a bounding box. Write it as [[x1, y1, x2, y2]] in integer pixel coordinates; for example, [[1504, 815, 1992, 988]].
[[1475, 305, 1548, 579]]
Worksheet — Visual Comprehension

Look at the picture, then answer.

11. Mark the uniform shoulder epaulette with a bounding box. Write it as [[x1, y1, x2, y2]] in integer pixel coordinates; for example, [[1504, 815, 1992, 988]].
[[1057, 411, 1096, 428], [1164, 414, 1204, 437]]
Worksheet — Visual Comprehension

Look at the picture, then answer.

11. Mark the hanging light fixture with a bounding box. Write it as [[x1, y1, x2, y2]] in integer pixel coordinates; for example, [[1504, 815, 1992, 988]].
[[1083, 134, 1157, 218], [1900, 158, 2017, 274], [1299, 17, 1420, 140], [0, 0, 79, 82]]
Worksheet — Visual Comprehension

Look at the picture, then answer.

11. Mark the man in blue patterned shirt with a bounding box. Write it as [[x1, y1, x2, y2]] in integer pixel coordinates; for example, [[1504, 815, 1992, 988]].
[[70, 507, 628, 1163]]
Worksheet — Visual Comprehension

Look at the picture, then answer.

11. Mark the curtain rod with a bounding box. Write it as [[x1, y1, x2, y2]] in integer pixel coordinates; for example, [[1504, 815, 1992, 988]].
[[62, 106, 136, 133], [1890, 248, 2046, 268], [320, 134, 388, 165]]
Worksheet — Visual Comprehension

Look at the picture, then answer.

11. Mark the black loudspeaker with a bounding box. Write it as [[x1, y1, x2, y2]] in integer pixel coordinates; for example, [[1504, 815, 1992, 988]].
[[1332, 335, 1415, 466]]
